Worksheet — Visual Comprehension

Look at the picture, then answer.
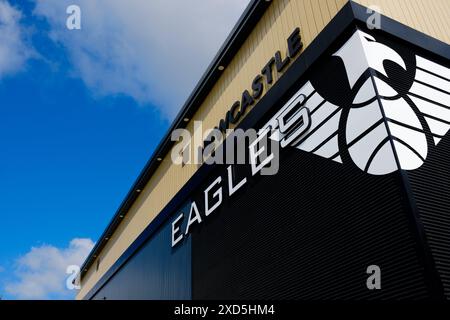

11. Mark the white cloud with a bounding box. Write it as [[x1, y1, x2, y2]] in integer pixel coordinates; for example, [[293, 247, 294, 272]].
[[5, 238, 94, 300], [0, 0, 34, 78], [33, 0, 250, 119]]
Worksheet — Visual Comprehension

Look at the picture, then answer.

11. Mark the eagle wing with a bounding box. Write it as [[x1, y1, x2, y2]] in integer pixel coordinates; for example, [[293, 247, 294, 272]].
[[261, 81, 343, 164], [261, 55, 449, 175], [408, 55, 450, 145]]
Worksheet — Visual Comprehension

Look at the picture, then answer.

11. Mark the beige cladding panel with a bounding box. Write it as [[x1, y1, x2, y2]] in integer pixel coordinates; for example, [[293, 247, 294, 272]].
[[77, 0, 450, 299], [355, 0, 450, 44]]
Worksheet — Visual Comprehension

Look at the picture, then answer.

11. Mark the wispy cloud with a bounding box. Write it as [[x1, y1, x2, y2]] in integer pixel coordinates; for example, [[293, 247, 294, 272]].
[[0, 0, 34, 78], [4, 238, 94, 300], [33, 0, 250, 119]]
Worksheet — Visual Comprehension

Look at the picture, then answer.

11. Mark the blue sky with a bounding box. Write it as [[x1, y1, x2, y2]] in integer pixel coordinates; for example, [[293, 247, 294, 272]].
[[0, 0, 248, 299]]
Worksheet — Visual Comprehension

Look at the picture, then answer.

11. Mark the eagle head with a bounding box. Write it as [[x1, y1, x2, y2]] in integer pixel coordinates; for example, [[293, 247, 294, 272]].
[[333, 30, 406, 89]]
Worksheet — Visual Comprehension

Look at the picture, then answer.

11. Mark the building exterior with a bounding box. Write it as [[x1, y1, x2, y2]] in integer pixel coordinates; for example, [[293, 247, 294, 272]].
[[77, 0, 450, 300]]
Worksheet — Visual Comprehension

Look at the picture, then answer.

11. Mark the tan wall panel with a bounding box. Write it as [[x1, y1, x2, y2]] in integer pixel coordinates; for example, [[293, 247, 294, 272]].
[[355, 0, 450, 44], [77, 0, 450, 299]]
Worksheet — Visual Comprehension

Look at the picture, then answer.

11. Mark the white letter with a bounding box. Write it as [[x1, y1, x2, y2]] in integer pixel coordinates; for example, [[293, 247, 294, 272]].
[[366, 6, 382, 30], [66, 265, 80, 290], [204, 176, 222, 216], [193, 121, 203, 165], [227, 165, 246, 196], [203, 128, 224, 165], [171, 128, 191, 165], [249, 127, 277, 176], [366, 265, 381, 289], [171, 213, 184, 247], [225, 128, 257, 165], [66, 5, 81, 30], [185, 201, 202, 235], [277, 102, 309, 148]]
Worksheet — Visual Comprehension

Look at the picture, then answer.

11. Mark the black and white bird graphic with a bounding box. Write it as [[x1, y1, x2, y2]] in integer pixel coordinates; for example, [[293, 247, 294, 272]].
[[264, 30, 450, 175]]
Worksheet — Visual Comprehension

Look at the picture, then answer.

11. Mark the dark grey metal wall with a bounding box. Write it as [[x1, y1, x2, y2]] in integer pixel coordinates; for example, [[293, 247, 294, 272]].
[[191, 150, 429, 299], [189, 29, 446, 300], [409, 133, 450, 299], [85, 23, 449, 301], [91, 209, 192, 300], [378, 33, 450, 299]]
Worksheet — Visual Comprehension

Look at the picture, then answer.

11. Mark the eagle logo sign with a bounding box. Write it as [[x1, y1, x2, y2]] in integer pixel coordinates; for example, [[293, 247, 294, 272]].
[[264, 30, 450, 175]]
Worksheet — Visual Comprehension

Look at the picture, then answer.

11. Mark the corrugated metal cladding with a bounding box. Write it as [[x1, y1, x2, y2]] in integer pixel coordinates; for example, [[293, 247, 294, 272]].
[[78, 0, 351, 298], [410, 133, 450, 299], [368, 29, 450, 298], [355, 0, 450, 44], [78, 0, 450, 299], [192, 152, 428, 299], [82, 20, 449, 300], [91, 209, 192, 300], [405, 48, 450, 298], [191, 30, 436, 299]]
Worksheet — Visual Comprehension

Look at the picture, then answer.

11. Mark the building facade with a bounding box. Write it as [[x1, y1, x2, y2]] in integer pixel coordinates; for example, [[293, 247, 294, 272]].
[[77, 0, 450, 300]]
